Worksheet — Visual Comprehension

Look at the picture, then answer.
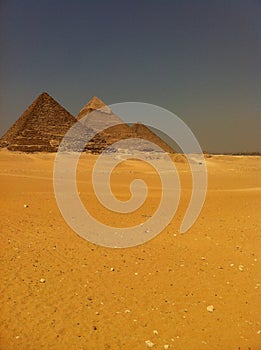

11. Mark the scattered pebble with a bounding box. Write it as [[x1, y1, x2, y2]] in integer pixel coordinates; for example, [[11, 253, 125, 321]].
[[238, 265, 244, 271], [39, 278, 46, 283], [125, 309, 131, 313], [153, 330, 158, 335], [15, 336, 20, 339], [207, 305, 214, 312], [134, 272, 138, 275], [164, 345, 170, 349], [145, 340, 155, 347]]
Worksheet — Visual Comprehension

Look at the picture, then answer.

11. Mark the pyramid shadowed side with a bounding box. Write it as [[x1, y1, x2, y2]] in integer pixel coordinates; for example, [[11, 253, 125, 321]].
[[0, 92, 76, 152]]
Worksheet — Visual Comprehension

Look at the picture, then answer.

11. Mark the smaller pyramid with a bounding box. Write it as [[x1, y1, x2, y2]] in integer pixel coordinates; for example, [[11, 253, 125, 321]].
[[130, 122, 174, 153], [0, 92, 76, 152]]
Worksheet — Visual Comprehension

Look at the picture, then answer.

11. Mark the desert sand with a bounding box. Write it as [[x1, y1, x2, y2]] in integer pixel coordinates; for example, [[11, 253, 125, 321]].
[[0, 149, 260, 349]]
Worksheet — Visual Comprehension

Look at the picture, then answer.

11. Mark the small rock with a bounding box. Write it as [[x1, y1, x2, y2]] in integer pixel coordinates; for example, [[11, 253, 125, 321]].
[[15, 336, 20, 339], [257, 330, 261, 334], [164, 345, 169, 349], [153, 329, 158, 335], [145, 340, 155, 347], [110, 267, 115, 271], [125, 309, 131, 313], [134, 272, 138, 275], [207, 305, 214, 312], [39, 278, 46, 283], [23, 204, 28, 208], [238, 265, 244, 271]]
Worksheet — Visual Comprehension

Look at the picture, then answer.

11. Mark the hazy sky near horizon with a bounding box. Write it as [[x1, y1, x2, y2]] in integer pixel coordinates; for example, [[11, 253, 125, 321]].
[[1, 0, 260, 153]]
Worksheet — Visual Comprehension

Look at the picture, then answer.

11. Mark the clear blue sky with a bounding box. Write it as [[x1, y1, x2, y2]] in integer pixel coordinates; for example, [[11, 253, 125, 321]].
[[1, 0, 260, 152]]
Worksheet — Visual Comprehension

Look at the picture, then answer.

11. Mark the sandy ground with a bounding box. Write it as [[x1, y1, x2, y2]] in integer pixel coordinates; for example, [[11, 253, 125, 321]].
[[0, 149, 260, 350]]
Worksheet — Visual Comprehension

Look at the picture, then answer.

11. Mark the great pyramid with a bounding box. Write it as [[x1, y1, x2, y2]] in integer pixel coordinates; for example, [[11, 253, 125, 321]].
[[77, 97, 175, 154], [0, 92, 76, 152]]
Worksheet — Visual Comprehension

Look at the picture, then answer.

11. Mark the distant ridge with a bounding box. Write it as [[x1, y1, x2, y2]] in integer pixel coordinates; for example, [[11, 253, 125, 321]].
[[0, 92, 76, 152]]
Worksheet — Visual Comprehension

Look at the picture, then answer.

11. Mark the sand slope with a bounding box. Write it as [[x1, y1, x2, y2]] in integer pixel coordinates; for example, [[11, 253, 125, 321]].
[[0, 150, 260, 349]]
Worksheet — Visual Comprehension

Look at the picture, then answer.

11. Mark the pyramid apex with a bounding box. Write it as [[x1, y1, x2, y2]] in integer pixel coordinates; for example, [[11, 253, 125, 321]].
[[38, 91, 51, 98], [89, 95, 105, 103], [77, 96, 111, 120], [32, 92, 54, 104]]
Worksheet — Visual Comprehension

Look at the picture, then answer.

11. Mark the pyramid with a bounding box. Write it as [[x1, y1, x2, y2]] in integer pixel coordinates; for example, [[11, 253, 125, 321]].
[[0, 92, 76, 152], [0, 93, 175, 154], [76, 97, 175, 154]]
